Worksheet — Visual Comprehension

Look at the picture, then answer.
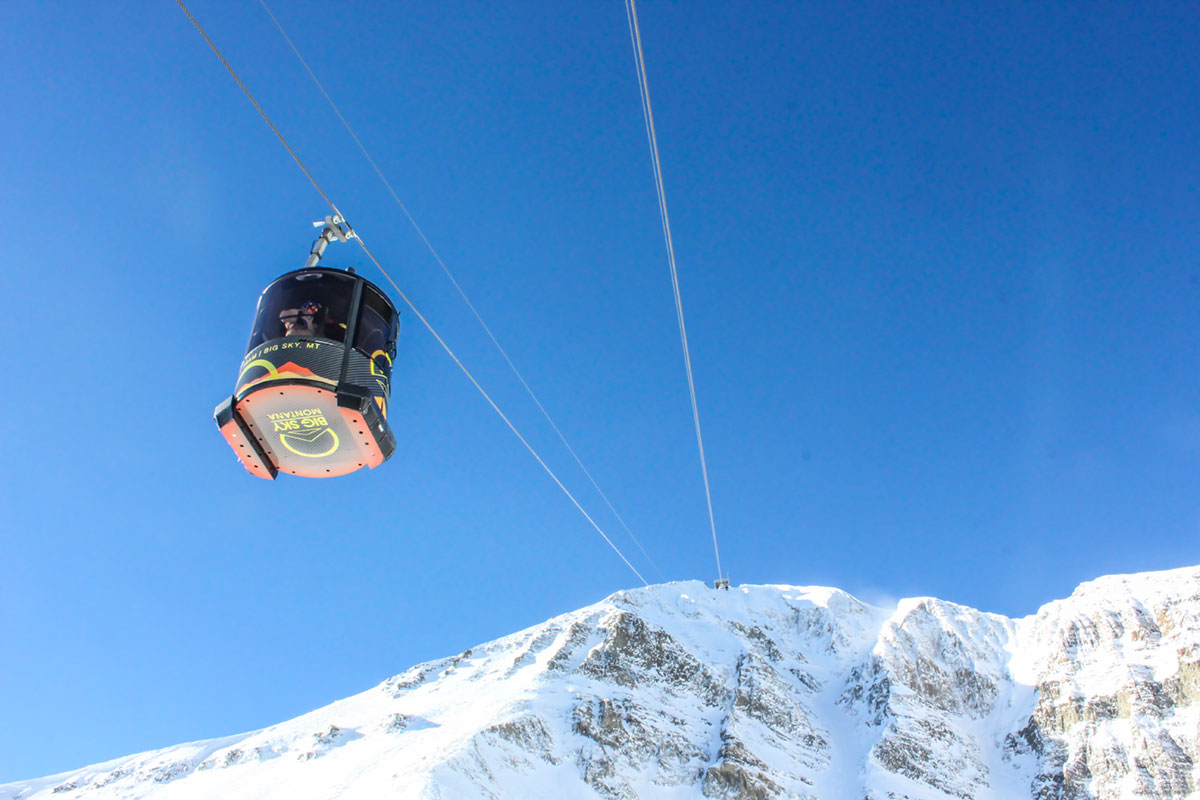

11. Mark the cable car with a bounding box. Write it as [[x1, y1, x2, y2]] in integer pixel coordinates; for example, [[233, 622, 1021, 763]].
[[214, 217, 399, 479]]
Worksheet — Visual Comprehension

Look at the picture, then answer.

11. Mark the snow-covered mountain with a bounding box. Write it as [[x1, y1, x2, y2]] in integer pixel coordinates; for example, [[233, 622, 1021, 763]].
[[7, 566, 1200, 799]]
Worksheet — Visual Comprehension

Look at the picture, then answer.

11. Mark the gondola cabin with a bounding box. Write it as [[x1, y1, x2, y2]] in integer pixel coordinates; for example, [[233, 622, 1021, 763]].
[[214, 266, 398, 479]]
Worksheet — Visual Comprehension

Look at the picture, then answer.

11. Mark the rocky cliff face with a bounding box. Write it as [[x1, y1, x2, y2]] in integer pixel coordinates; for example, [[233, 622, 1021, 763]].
[[6, 566, 1200, 799]]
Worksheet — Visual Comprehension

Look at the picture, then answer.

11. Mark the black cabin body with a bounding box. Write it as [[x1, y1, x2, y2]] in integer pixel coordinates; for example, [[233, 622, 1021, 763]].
[[215, 267, 399, 479]]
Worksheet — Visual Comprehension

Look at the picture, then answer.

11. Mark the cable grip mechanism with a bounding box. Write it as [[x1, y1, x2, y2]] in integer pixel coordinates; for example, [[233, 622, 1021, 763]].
[[305, 214, 357, 268]]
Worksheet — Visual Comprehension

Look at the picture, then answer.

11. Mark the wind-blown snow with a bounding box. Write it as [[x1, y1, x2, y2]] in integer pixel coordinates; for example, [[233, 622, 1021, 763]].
[[6, 566, 1200, 799]]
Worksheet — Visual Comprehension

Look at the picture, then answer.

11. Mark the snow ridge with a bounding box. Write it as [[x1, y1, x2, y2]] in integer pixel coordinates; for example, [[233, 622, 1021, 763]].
[[6, 566, 1200, 799]]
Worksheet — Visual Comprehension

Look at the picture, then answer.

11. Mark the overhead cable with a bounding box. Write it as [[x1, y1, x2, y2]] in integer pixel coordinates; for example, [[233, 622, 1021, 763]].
[[623, 0, 724, 581], [176, 0, 649, 587], [257, 0, 664, 581]]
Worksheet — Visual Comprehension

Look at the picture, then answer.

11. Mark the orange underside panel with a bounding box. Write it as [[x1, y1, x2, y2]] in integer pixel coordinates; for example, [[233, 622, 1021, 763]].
[[235, 384, 385, 478]]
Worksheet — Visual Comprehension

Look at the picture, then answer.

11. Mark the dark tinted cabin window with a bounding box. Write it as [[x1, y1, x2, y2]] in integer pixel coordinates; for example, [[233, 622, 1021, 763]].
[[246, 271, 355, 352], [354, 286, 398, 379]]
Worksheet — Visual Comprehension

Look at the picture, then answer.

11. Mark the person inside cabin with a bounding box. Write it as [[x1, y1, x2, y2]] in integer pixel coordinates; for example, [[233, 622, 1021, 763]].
[[280, 300, 322, 337]]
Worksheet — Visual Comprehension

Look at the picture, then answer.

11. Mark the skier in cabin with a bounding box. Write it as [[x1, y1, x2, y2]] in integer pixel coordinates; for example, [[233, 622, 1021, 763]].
[[280, 300, 321, 338]]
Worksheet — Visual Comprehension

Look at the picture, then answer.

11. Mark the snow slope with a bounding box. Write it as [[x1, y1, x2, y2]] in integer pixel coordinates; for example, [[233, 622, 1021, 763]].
[[6, 566, 1200, 799]]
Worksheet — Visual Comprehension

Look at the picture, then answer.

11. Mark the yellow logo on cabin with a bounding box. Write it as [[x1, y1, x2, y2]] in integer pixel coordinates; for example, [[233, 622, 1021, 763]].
[[268, 408, 340, 458]]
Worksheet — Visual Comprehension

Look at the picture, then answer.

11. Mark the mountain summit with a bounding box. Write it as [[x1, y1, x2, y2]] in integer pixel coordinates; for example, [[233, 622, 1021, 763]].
[[7, 566, 1199, 799]]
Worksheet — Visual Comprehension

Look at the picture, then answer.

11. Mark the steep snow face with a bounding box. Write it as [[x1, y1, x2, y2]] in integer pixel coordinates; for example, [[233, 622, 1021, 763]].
[[5, 567, 1200, 800]]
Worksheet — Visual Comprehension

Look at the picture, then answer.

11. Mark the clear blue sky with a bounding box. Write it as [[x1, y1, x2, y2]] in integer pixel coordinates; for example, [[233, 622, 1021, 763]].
[[2, 0, 1198, 782]]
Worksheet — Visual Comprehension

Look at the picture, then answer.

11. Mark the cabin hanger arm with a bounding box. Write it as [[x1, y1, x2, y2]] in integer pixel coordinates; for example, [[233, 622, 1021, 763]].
[[305, 214, 356, 268]]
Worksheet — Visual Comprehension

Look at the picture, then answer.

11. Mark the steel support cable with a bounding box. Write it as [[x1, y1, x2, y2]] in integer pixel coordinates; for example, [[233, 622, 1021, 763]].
[[256, 0, 664, 581], [176, 0, 648, 587], [623, 0, 724, 581]]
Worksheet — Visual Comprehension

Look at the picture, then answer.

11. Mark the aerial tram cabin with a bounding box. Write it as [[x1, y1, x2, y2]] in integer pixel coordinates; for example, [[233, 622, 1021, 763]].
[[214, 216, 399, 479]]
